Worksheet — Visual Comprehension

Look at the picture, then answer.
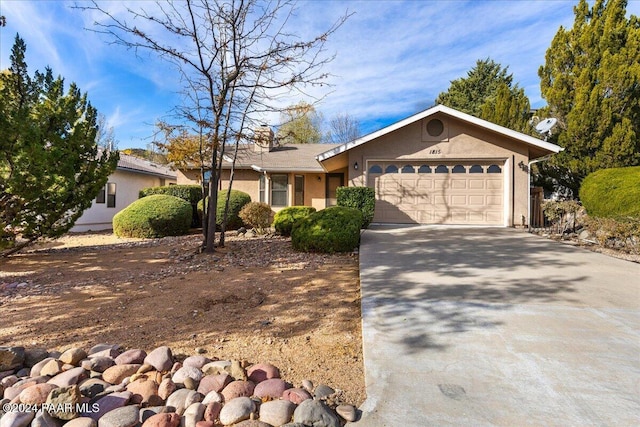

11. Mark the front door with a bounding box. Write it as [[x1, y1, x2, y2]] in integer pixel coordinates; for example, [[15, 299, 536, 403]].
[[326, 173, 344, 206]]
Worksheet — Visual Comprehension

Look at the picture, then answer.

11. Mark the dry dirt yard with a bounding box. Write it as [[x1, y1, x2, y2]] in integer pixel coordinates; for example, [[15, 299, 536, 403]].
[[0, 231, 365, 406]]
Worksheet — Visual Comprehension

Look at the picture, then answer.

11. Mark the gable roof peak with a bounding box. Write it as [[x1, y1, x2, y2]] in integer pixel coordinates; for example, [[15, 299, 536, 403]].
[[317, 104, 562, 162]]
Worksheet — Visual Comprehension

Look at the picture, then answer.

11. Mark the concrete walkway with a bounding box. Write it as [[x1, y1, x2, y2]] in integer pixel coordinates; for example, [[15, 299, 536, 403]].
[[349, 226, 640, 426]]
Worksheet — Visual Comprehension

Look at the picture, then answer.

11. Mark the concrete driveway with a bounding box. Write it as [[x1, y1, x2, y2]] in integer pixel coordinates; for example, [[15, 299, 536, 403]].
[[349, 226, 640, 426]]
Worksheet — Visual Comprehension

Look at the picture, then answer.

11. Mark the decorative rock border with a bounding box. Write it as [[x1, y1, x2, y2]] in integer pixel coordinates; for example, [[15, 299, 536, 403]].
[[0, 345, 360, 426]]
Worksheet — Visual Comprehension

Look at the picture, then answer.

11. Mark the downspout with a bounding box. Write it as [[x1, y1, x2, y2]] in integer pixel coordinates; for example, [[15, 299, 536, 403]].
[[527, 155, 552, 229]]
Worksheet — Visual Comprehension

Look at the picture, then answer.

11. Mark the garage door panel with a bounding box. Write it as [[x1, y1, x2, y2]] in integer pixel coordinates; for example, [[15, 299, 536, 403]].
[[468, 211, 485, 221], [451, 179, 467, 189], [486, 211, 503, 222], [370, 161, 504, 225], [451, 195, 467, 205], [469, 179, 485, 189], [433, 195, 448, 205], [451, 211, 468, 222], [486, 195, 502, 206], [416, 179, 434, 189], [486, 179, 502, 190]]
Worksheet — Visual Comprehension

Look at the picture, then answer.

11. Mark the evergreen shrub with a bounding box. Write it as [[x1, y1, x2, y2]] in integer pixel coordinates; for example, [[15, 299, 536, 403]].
[[579, 166, 640, 219], [113, 195, 192, 238], [273, 206, 316, 236], [140, 185, 203, 227], [291, 206, 362, 253], [336, 186, 375, 228], [197, 189, 251, 230]]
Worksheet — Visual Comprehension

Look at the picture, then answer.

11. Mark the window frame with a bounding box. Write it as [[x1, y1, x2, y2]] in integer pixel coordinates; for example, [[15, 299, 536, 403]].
[[294, 175, 305, 206], [270, 174, 288, 207], [106, 182, 116, 208]]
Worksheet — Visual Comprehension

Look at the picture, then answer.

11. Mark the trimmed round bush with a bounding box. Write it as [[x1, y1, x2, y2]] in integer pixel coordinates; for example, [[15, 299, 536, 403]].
[[336, 186, 375, 228], [140, 185, 203, 228], [291, 206, 362, 253], [579, 166, 640, 219], [113, 195, 192, 238], [197, 189, 251, 230], [273, 206, 316, 236], [239, 202, 273, 232]]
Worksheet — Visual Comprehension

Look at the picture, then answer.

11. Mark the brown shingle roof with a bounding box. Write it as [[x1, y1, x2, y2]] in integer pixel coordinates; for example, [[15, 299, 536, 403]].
[[117, 153, 176, 179], [222, 143, 340, 172]]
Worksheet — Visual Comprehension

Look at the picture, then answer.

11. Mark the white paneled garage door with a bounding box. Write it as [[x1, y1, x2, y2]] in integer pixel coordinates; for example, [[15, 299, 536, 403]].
[[367, 161, 504, 225]]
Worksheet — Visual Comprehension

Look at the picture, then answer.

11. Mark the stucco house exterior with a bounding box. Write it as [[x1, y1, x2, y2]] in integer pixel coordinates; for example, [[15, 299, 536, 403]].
[[178, 104, 562, 227], [71, 153, 177, 232]]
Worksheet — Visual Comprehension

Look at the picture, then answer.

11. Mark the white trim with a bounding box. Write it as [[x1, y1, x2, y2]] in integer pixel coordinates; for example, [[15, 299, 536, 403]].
[[316, 104, 563, 162]]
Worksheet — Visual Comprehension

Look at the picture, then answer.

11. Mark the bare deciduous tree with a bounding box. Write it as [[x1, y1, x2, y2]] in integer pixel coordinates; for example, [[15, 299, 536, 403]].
[[326, 112, 361, 143], [79, 0, 349, 251]]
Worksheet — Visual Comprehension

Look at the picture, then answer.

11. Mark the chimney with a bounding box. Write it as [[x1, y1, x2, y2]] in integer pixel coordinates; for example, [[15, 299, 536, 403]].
[[254, 125, 274, 153]]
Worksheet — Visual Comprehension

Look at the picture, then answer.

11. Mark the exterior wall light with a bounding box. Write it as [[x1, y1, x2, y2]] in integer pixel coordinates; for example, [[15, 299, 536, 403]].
[[354, 162, 359, 170]]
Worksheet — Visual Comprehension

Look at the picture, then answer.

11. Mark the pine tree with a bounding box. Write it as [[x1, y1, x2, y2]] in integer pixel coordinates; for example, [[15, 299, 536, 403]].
[[480, 83, 532, 134], [436, 58, 532, 132], [0, 35, 118, 256], [538, 0, 640, 196]]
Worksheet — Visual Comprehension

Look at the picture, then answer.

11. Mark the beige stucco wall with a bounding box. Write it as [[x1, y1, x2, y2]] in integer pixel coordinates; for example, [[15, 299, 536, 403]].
[[71, 170, 176, 232], [179, 168, 330, 212], [344, 113, 532, 226]]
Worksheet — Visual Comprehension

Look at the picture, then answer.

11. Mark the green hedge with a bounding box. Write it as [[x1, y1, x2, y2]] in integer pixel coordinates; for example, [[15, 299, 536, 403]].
[[113, 195, 192, 238], [273, 206, 317, 236], [291, 206, 362, 253], [139, 185, 203, 205], [140, 185, 203, 227], [579, 166, 640, 219], [197, 189, 252, 230], [336, 186, 375, 228]]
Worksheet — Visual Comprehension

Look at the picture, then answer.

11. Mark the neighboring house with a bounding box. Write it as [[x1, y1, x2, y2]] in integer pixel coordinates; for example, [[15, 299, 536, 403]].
[[178, 104, 562, 227], [71, 153, 177, 232]]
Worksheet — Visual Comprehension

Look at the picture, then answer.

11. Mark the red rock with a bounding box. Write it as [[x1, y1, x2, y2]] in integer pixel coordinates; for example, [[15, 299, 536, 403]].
[[102, 364, 141, 384], [246, 363, 280, 383], [158, 378, 177, 400], [18, 383, 57, 404], [40, 359, 64, 376], [203, 401, 223, 422], [59, 347, 88, 365], [254, 378, 289, 400], [197, 373, 232, 395], [115, 349, 147, 365], [144, 346, 173, 372], [183, 355, 212, 369], [126, 376, 161, 405], [141, 411, 181, 427], [196, 422, 215, 427], [282, 387, 312, 404], [47, 367, 87, 387], [221, 380, 255, 401]]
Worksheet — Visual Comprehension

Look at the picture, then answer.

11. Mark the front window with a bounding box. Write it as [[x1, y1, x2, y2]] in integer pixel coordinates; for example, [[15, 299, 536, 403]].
[[259, 174, 266, 203], [96, 187, 106, 204], [106, 182, 116, 208], [294, 175, 304, 206], [271, 174, 288, 207]]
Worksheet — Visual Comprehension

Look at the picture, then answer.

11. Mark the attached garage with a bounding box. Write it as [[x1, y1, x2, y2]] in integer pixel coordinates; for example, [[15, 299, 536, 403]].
[[317, 105, 563, 227], [368, 161, 504, 224]]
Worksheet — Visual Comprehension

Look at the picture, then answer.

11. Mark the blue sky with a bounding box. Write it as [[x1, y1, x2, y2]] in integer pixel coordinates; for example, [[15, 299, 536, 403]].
[[1, 0, 639, 149]]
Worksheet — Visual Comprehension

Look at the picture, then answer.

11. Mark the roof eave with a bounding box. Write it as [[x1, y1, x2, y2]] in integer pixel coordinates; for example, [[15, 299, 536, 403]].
[[317, 104, 563, 161], [116, 166, 177, 180]]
